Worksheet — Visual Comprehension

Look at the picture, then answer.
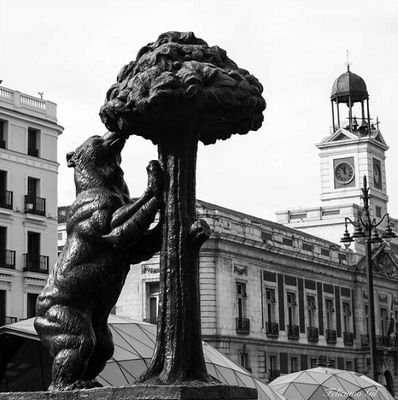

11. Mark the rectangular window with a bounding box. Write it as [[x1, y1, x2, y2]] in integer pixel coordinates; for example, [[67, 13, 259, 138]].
[[27, 177, 39, 197], [287, 292, 297, 326], [240, 350, 250, 371], [283, 238, 293, 246], [346, 361, 353, 371], [236, 282, 247, 320], [28, 128, 40, 157], [321, 248, 330, 257], [376, 206, 382, 218], [0, 290, 5, 326], [290, 357, 298, 373], [58, 232, 63, 241], [310, 358, 317, 368], [0, 120, 6, 149], [261, 231, 272, 242], [27, 293, 39, 318], [381, 308, 388, 336], [343, 302, 351, 332], [0, 226, 6, 267], [146, 282, 160, 324], [373, 158, 382, 190], [365, 304, 369, 334], [325, 298, 335, 330], [266, 288, 276, 324], [269, 355, 277, 371], [0, 170, 12, 210], [307, 295, 316, 327], [302, 243, 313, 252], [26, 231, 41, 272]]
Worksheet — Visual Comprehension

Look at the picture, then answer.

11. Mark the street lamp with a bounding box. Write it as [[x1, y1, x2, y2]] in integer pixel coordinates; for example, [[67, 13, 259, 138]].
[[340, 175, 396, 383]]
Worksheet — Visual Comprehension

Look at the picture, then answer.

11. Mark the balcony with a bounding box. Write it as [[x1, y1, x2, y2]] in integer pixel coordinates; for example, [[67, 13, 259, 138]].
[[0, 316, 17, 327], [361, 334, 369, 348], [266, 321, 279, 338], [268, 369, 280, 383], [376, 335, 392, 348], [287, 324, 300, 340], [0, 250, 16, 269], [307, 326, 319, 342], [28, 147, 39, 157], [0, 189, 13, 209], [326, 329, 337, 344], [236, 318, 250, 334], [343, 331, 354, 346], [23, 253, 49, 273], [24, 195, 46, 216]]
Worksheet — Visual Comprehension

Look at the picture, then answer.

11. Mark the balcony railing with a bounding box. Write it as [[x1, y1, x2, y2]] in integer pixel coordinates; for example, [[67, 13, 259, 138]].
[[24, 195, 46, 216], [0, 316, 17, 327], [326, 329, 337, 344], [287, 324, 300, 340], [343, 331, 354, 346], [266, 321, 279, 338], [0, 250, 16, 269], [361, 334, 369, 348], [23, 253, 49, 273], [236, 317, 250, 334], [268, 369, 280, 382], [376, 335, 392, 348], [28, 147, 39, 157], [307, 326, 319, 342], [0, 189, 13, 209]]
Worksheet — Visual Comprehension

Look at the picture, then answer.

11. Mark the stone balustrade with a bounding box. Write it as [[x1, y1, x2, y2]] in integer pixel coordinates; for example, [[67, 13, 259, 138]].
[[0, 86, 57, 121]]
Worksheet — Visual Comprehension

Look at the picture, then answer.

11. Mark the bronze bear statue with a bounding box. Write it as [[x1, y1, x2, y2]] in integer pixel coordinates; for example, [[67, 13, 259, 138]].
[[34, 131, 162, 391]]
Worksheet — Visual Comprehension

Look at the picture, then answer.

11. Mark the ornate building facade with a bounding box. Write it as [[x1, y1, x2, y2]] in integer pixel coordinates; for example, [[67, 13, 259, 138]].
[[114, 199, 398, 394], [0, 86, 62, 325]]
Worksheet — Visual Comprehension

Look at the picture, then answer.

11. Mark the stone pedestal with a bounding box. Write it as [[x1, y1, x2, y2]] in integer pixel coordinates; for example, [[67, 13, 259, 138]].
[[0, 384, 257, 400]]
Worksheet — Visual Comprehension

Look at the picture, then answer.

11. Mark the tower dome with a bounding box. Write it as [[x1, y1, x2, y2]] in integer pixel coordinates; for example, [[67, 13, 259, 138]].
[[331, 70, 368, 103]]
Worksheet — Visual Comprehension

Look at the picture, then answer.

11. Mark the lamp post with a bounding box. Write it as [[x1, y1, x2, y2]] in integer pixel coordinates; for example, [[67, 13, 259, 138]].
[[340, 176, 396, 383]]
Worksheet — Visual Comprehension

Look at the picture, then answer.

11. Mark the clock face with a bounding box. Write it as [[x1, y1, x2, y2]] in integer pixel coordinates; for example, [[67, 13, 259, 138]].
[[335, 162, 355, 184], [374, 164, 381, 185]]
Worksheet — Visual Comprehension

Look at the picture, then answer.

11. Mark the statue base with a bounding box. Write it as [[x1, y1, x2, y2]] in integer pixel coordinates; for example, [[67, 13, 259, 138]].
[[0, 384, 258, 400]]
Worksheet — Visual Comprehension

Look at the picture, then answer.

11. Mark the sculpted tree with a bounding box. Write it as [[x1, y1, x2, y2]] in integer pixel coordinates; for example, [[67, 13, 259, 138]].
[[100, 31, 266, 384]]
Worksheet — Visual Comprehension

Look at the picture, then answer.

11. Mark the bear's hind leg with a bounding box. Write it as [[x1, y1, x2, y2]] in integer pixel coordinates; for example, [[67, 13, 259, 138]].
[[35, 305, 95, 391], [83, 322, 114, 382]]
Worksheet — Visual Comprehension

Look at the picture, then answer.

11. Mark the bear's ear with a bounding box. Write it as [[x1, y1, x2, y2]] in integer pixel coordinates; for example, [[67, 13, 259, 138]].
[[66, 151, 76, 167]]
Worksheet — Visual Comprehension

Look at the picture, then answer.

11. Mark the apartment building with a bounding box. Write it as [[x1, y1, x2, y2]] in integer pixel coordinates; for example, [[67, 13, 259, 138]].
[[0, 86, 62, 324]]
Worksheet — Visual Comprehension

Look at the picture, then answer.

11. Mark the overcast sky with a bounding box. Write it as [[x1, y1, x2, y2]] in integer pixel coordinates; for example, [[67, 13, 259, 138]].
[[1, 0, 398, 221]]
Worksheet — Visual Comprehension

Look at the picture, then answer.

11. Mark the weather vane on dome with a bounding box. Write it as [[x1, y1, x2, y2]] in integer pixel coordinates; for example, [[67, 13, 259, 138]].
[[345, 50, 352, 72]]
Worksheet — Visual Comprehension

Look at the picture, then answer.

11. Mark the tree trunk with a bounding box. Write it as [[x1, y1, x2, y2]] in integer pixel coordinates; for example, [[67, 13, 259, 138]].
[[141, 132, 210, 384]]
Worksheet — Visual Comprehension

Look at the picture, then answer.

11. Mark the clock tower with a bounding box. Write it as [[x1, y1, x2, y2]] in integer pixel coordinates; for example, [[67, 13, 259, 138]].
[[276, 66, 393, 245], [317, 66, 389, 219]]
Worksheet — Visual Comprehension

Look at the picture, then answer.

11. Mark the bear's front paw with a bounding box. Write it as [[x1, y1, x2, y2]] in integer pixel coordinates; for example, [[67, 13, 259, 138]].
[[147, 160, 163, 199]]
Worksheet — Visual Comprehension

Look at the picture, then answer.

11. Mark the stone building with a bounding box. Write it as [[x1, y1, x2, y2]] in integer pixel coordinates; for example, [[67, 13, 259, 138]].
[[115, 199, 398, 393], [0, 85, 62, 324]]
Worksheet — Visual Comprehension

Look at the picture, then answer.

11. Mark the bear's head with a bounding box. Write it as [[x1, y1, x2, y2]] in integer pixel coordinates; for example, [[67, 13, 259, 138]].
[[66, 132, 127, 193]]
